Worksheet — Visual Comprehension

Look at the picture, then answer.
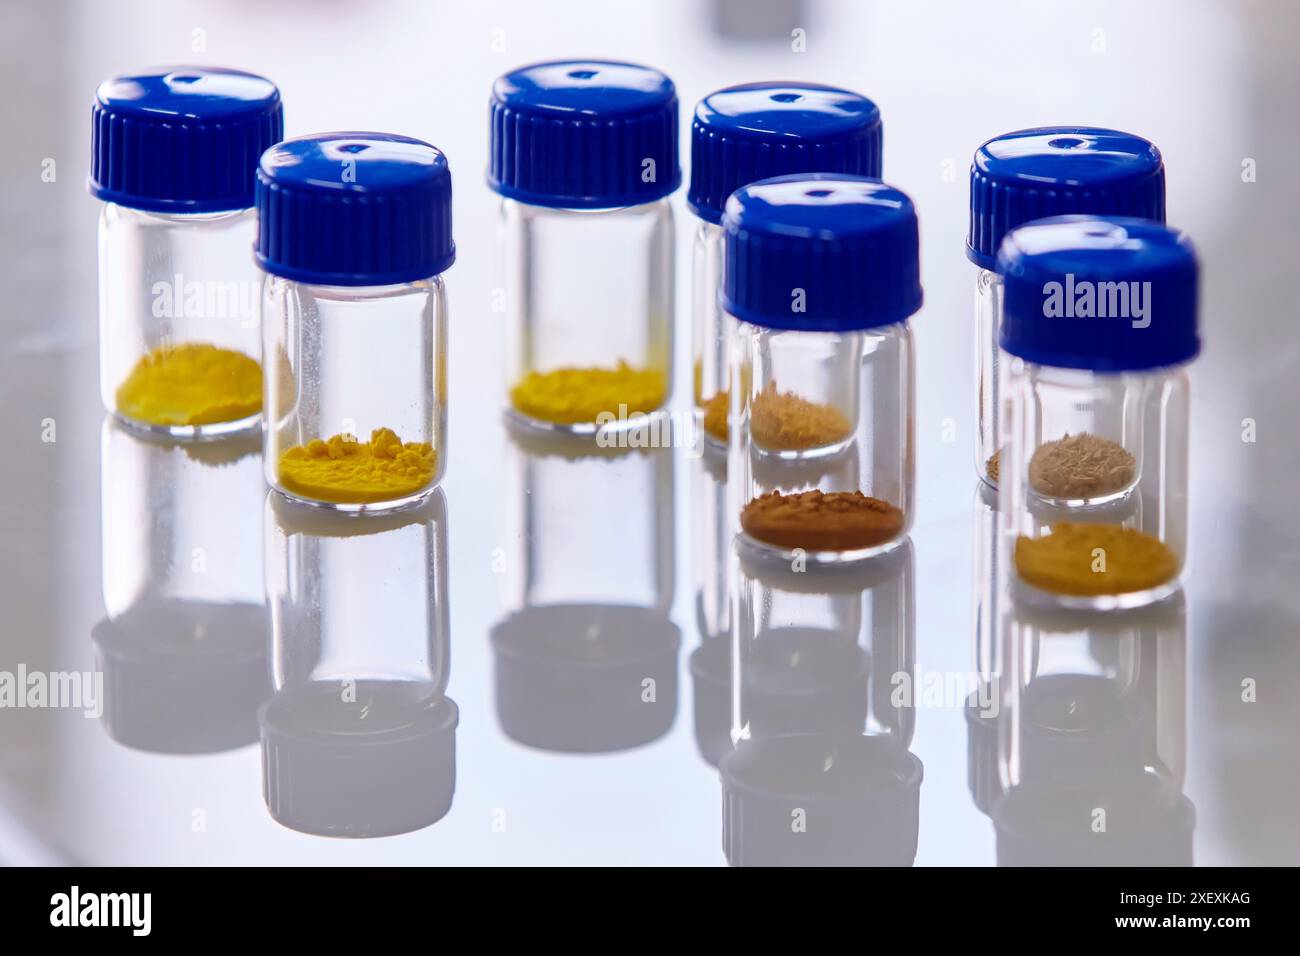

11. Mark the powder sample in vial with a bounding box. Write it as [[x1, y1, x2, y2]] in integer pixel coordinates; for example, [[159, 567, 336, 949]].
[[750, 383, 852, 452], [510, 362, 666, 426], [278, 428, 436, 504], [1014, 521, 1178, 596], [741, 489, 904, 552], [1028, 432, 1135, 499], [116, 343, 262, 426]]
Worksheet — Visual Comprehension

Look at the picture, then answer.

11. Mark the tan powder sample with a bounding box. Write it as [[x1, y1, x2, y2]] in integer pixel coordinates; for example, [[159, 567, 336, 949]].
[[741, 490, 904, 552], [750, 383, 852, 452], [1028, 432, 1135, 499]]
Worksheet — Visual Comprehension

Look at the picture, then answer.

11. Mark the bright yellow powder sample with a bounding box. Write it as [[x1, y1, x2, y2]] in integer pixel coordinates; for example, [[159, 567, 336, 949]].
[[1015, 522, 1179, 596], [510, 361, 666, 425], [278, 428, 436, 504], [116, 343, 262, 426]]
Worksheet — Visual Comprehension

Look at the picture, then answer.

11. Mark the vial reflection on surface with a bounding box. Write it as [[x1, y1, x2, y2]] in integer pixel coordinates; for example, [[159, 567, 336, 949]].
[[689, 443, 731, 766], [967, 480, 1002, 814], [491, 423, 679, 753], [720, 539, 921, 867], [261, 489, 456, 838], [92, 417, 268, 754], [993, 592, 1193, 865]]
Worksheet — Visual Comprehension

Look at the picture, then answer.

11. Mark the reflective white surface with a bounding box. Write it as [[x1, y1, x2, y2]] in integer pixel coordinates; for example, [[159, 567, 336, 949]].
[[1, 0, 1298, 865]]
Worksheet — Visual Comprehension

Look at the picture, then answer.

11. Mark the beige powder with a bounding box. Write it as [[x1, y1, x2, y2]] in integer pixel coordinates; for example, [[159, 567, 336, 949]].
[[1028, 432, 1136, 499], [985, 449, 1000, 484]]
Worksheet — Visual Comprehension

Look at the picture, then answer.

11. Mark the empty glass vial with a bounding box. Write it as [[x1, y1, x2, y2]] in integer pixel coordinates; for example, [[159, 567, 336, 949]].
[[261, 490, 456, 837], [721, 543, 921, 867], [994, 593, 1192, 865], [489, 60, 679, 434], [257, 133, 454, 512], [968, 127, 1165, 487], [997, 216, 1199, 610], [89, 67, 283, 439], [687, 82, 882, 447], [725, 174, 921, 566]]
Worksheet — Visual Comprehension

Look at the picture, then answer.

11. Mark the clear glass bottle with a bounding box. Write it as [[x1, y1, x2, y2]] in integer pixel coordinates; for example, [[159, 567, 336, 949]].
[[997, 217, 1199, 611], [720, 543, 921, 866], [89, 67, 283, 440], [491, 424, 679, 753], [256, 133, 454, 512], [261, 489, 456, 837], [489, 60, 680, 434], [968, 127, 1165, 487], [92, 417, 268, 753], [687, 82, 883, 447], [724, 175, 921, 567], [993, 592, 1193, 865]]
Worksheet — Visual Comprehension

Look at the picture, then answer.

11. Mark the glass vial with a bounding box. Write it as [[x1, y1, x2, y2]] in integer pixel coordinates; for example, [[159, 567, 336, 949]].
[[261, 490, 456, 837], [92, 418, 268, 753], [256, 133, 454, 513], [491, 424, 679, 753], [687, 82, 883, 448], [724, 174, 921, 567], [997, 217, 1199, 611], [720, 543, 921, 866], [489, 60, 680, 434], [968, 127, 1165, 487], [89, 68, 283, 440]]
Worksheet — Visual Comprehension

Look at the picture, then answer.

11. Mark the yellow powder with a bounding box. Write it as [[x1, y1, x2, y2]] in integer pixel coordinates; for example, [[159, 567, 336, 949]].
[[702, 389, 729, 443], [278, 428, 436, 504], [116, 343, 262, 426], [510, 361, 666, 425], [1015, 522, 1179, 596], [751, 383, 852, 452]]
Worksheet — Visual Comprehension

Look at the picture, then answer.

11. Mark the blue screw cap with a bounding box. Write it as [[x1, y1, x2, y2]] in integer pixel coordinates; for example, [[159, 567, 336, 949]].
[[721, 174, 922, 332], [255, 133, 454, 287], [89, 67, 283, 213], [488, 60, 681, 209], [688, 81, 882, 225], [997, 216, 1199, 372], [968, 127, 1165, 270]]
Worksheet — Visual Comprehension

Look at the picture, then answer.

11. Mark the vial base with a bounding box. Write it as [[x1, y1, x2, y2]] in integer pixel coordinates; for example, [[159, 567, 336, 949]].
[[269, 482, 438, 517], [112, 409, 261, 443], [736, 528, 909, 569], [1012, 575, 1182, 612], [1029, 482, 1139, 511], [505, 405, 674, 441]]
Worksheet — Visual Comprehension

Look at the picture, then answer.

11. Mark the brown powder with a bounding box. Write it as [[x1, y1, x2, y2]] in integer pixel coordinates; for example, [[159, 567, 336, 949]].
[[741, 490, 905, 552], [1028, 432, 1136, 500], [750, 383, 852, 452], [985, 449, 1000, 484]]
